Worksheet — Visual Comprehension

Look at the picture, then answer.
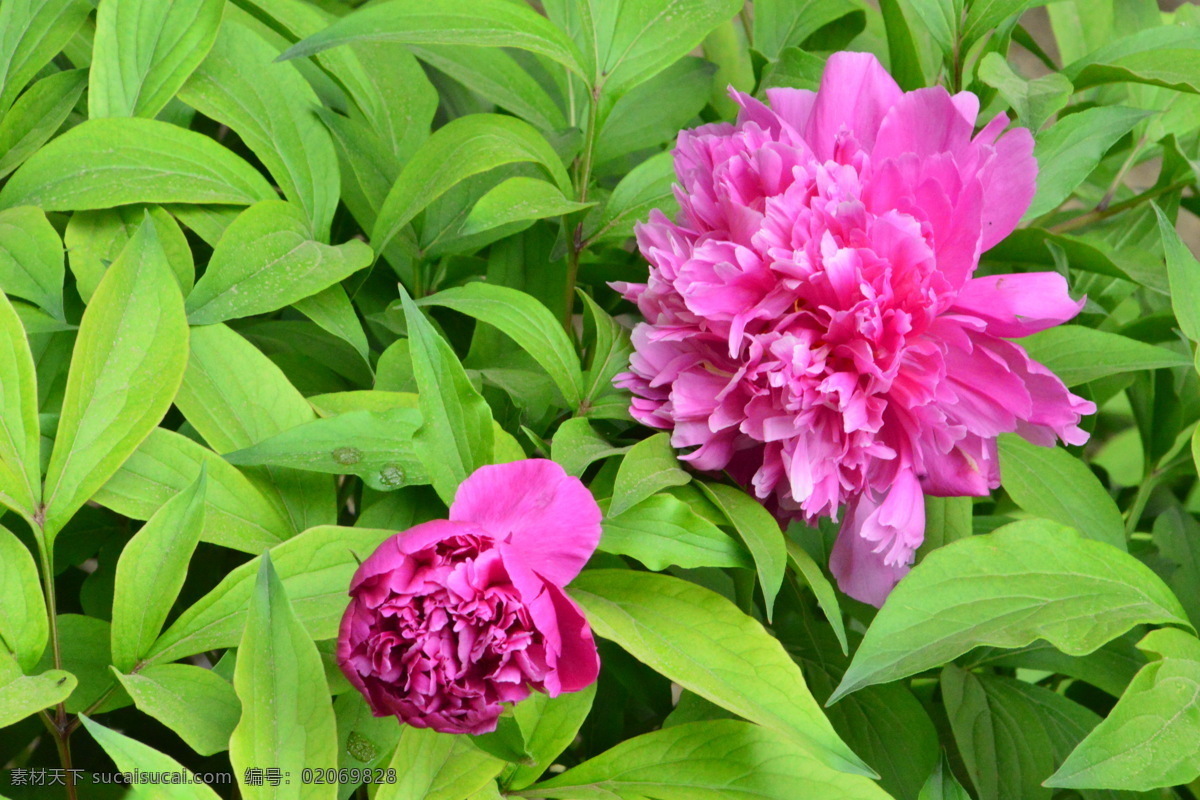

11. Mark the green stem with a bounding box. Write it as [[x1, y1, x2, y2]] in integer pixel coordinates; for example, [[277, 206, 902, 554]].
[[35, 523, 77, 800], [1125, 474, 1156, 537], [561, 84, 601, 330], [1048, 178, 1193, 234], [1097, 135, 1148, 211]]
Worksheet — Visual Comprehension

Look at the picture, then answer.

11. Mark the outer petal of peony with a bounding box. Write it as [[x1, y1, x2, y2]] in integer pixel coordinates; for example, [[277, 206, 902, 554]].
[[804, 51, 902, 158], [950, 272, 1084, 338], [500, 551, 600, 696], [829, 476, 923, 607], [450, 459, 602, 587]]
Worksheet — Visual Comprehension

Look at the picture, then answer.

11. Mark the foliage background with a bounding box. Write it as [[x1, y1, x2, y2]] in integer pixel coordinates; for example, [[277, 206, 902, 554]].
[[0, 0, 1199, 798]]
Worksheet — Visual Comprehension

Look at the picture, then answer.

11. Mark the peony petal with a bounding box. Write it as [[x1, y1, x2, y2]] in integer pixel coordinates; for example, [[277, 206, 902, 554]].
[[348, 520, 480, 596], [872, 87, 976, 164], [829, 492, 911, 607], [804, 51, 902, 159], [450, 459, 602, 587], [541, 582, 601, 695], [978, 122, 1036, 250], [951, 272, 1084, 338]]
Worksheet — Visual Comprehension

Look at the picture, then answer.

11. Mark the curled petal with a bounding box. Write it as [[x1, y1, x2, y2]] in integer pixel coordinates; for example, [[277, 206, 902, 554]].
[[951, 272, 1084, 338], [450, 459, 602, 587]]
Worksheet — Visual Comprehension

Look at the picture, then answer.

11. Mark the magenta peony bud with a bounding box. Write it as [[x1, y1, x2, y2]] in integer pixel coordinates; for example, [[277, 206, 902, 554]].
[[337, 459, 602, 735], [615, 52, 1095, 607]]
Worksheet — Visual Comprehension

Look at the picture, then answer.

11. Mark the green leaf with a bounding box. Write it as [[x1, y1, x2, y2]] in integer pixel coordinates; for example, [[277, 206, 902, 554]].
[[0, 525, 46, 672], [942, 666, 1073, 800], [0, 0, 92, 114], [179, 19, 340, 238], [879, 0, 924, 91], [1154, 507, 1200, 630], [146, 525, 393, 666], [42, 216, 189, 541], [0, 68, 87, 180], [699, 482, 788, 619], [594, 57, 714, 164], [114, 663, 240, 758], [988, 226, 1168, 295], [399, 286, 494, 504], [830, 520, 1191, 703], [578, 290, 633, 416], [596, 0, 741, 101], [997, 435, 1126, 551], [64, 205, 195, 304], [371, 113, 571, 256], [89, 0, 224, 119], [917, 495, 973, 559], [609, 433, 690, 517], [777, 591, 937, 800], [961, 0, 1052, 49], [230, 553, 338, 798], [95, 427, 291, 554], [293, 284, 371, 366], [279, 0, 586, 79], [786, 539, 848, 656], [420, 282, 584, 408], [550, 417, 628, 477], [0, 206, 64, 321], [1063, 25, 1200, 94], [459, 177, 591, 238], [0, 651, 75, 728], [918, 758, 971, 800], [507, 684, 597, 790], [79, 714, 221, 800], [110, 467, 207, 672], [224, 408, 428, 492], [409, 44, 566, 132], [903, 0, 956, 55], [376, 726, 505, 800], [569, 569, 871, 776], [586, 151, 676, 244], [525, 719, 890, 799], [753, 0, 864, 59], [186, 200, 372, 325], [1026, 106, 1151, 219], [1047, 632, 1200, 791], [1154, 204, 1200, 343], [0, 289, 41, 521], [600, 494, 754, 571], [0, 118, 276, 211], [175, 323, 336, 533], [977, 53, 1072, 131], [1020, 326, 1191, 386]]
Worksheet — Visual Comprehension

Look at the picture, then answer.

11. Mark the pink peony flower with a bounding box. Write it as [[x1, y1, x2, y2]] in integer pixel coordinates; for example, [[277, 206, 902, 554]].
[[337, 460, 602, 734], [615, 52, 1095, 607]]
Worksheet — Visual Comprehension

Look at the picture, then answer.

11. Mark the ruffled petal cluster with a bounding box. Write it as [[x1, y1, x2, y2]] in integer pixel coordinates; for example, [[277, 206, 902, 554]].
[[337, 460, 601, 734], [616, 52, 1095, 606]]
